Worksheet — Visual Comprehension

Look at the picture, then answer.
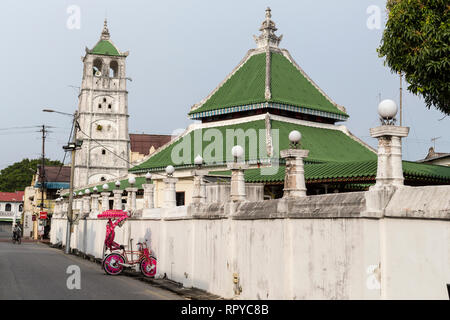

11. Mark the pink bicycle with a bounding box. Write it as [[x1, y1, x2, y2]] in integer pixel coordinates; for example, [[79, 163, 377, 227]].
[[98, 210, 157, 277]]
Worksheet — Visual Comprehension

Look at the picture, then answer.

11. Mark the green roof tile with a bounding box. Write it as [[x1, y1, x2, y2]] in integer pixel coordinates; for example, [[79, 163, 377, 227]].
[[189, 51, 347, 119], [130, 119, 375, 173], [91, 40, 121, 56], [210, 160, 450, 184]]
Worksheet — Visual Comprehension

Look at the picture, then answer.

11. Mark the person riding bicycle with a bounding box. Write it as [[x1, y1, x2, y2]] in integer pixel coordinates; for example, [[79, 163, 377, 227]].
[[13, 224, 22, 241]]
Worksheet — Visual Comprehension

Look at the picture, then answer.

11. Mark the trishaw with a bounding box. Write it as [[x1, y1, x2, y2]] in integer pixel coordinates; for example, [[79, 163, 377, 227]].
[[98, 210, 157, 277]]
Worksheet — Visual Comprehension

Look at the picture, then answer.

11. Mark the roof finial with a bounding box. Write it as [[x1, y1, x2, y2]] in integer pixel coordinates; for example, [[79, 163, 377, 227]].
[[101, 18, 110, 40], [254, 7, 282, 49]]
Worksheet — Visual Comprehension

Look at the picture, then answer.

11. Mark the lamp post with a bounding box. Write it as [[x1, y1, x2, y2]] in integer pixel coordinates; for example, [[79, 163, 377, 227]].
[[43, 108, 81, 254]]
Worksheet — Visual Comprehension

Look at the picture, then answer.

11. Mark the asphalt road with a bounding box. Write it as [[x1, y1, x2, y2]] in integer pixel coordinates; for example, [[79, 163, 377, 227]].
[[0, 234, 183, 300]]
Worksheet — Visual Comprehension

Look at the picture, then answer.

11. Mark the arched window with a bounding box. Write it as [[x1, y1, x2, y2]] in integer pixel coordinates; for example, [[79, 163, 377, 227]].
[[5, 203, 11, 211], [102, 149, 106, 155], [109, 60, 119, 78], [93, 58, 103, 76]]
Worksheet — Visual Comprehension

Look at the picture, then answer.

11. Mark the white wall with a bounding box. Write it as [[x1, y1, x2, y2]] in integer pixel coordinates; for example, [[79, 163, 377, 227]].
[[50, 186, 450, 300]]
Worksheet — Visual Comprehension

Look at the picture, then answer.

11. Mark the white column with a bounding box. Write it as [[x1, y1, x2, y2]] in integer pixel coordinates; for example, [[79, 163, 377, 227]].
[[126, 188, 138, 211], [191, 169, 208, 204], [113, 189, 123, 210], [142, 184, 155, 209], [280, 149, 309, 198], [370, 126, 409, 187], [163, 177, 178, 208], [101, 192, 110, 212], [227, 163, 248, 202], [83, 195, 91, 214]]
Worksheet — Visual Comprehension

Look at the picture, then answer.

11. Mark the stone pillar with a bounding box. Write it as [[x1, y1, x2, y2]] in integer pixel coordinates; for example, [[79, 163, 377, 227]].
[[142, 184, 155, 209], [370, 126, 409, 187], [163, 177, 178, 208], [280, 149, 309, 198], [62, 200, 68, 217], [126, 188, 138, 211], [101, 192, 110, 212], [227, 163, 248, 202], [191, 169, 208, 204], [91, 194, 100, 212], [113, 189, 123, 210], [82, 195, 91, 214]]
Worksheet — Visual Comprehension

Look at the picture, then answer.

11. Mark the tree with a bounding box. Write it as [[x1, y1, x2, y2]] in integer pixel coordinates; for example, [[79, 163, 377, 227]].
[[0, 158, 63, 192], [377, 0, 450, 115]]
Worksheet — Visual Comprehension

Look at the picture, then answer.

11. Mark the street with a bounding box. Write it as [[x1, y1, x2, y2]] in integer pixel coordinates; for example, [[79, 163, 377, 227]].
[[0, 230, 183, 300]]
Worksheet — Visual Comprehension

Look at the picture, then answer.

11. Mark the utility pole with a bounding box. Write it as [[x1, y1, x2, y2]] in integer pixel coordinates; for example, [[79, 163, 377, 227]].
[[33, 125, 48, 240], [42, 108, 81, 254], [63, 111, 81, 254]]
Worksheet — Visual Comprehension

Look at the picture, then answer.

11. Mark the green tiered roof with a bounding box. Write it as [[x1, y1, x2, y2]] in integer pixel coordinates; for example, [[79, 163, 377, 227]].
[[88, 20, 123, 57], [91, 40, 121, 56], [189, 52, 347, 120], [209, 160, 450, 185], [130, 118, 375, 173]]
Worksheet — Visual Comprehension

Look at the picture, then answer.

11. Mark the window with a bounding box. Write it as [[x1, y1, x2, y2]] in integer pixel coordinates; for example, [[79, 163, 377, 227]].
[[93, 58, 103, 76], [5, 203, 11, 211], [102, 149, 106, 155], [101, 177, 106, 181], [98, 103, 102, 109], [110, 60, 119, 78], [19, 204, 23, 212], [176, 192, 185, 206]]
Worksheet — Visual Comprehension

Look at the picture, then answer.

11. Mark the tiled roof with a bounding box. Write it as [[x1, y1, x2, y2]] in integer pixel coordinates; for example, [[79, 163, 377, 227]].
[[129, 118, 375, 173], [209, 160, 450, 184], [130, 134, 172, 156], [37, 166, 71, 183], [0, 191, 24, 202], [91, 40, 121, 56], [67, 176, 151, 197], [189, 51, 347, 120]]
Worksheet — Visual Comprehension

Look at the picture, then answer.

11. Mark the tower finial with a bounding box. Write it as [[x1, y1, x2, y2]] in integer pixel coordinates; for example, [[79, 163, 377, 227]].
[[254, 7, 282, 49], [101, 18, 110, 40]]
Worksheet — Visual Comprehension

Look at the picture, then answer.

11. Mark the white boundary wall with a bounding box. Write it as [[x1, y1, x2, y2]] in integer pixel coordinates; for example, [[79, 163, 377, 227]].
[[50, 186, 450, 299]]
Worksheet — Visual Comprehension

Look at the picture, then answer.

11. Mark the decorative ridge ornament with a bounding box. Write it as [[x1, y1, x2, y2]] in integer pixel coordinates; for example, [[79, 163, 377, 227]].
[[254, 7, 283, 49], [101, 18, 110, 40]]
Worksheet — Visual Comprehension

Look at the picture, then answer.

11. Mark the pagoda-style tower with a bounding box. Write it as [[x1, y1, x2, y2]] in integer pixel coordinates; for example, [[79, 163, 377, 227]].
[[189, 8, 348, 124], [73, 20, 130, 188]]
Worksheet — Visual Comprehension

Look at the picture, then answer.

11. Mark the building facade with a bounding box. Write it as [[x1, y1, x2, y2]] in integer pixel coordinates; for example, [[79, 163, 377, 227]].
[[73, 20, 130, 188]]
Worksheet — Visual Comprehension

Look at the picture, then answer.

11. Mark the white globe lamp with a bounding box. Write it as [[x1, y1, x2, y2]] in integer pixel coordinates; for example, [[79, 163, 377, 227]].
[[231, 145, 244, 162], [128, 176, 136, 186], [102, 183, 109, 191], [194, 154, 204, 167], [165, 165, 175, 176], [378, 99, 398, 122], [288, 130, 302, 148], [145, 172, 152, 181]]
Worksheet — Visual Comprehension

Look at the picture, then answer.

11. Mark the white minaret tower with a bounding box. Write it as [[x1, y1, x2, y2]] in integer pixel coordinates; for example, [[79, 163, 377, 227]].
[[74, 20, 130, 188]]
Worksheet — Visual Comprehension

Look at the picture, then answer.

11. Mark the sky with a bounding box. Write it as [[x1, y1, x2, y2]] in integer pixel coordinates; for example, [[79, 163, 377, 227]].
[[0, 0, 448, 170]]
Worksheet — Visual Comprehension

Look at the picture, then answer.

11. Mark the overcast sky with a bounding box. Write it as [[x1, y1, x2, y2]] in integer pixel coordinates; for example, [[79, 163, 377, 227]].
[[0, 0, 448, 170]]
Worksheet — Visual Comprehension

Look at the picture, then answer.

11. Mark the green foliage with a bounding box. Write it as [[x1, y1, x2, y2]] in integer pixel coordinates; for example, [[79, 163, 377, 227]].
[[0, 158, 63, 192], [377, 0, 450, 115]]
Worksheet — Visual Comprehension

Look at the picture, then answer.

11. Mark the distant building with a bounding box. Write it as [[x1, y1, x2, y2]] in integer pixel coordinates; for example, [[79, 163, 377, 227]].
[[0, 191, 24, 233], [417, 147, 450, 167], [22, 165, 70, 238], [129, 133, 172, 164]]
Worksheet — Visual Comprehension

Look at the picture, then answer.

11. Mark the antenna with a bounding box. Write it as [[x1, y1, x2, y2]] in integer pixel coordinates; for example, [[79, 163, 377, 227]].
[[431, 137, 441, 150]]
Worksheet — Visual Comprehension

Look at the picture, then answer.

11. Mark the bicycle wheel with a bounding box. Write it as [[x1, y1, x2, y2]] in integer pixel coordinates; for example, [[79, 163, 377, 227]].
[[103, 252, 125, 276], [140, 256, 157, 278]]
